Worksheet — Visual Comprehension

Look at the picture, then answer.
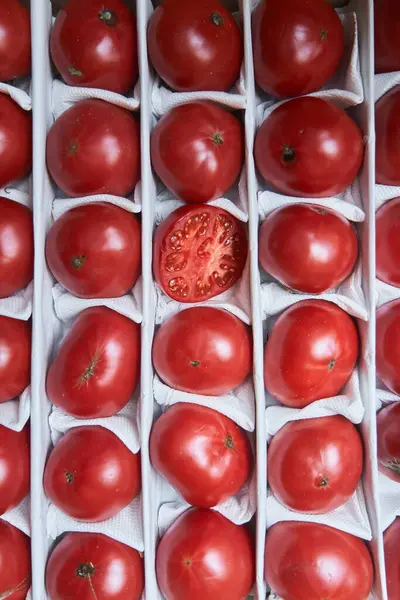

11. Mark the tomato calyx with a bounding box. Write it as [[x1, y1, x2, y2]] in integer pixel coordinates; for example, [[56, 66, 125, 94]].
[[98, 9, 118, 28], [71, 254, 87, 270], [68, 67, 83, 77], [77, 562, 96, 578], [79, 356, 99, 385], [0, 575, 30, 598], [282, 145, 296, 164], [210, 12, 224, 27], [212, 132, 223, 145]]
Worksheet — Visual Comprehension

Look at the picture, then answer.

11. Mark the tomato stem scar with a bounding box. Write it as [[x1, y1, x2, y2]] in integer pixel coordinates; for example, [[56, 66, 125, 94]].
[[99, 9, 118, 27], [65, 471, 74, 484], [68, 67, 83, 77], [190, 360, 201, 367], [320, 28, 327, 39], [328, 359, 336, 370], [72, 255, 87, 270], [225, 435, 235, 449], [0, 575, 29, 598], [77, 563, 96, 578], [317, 475, 329, 487], [282, 145, 296, 163], [210, 12, 223, 26], [212, 132, 223, 144]]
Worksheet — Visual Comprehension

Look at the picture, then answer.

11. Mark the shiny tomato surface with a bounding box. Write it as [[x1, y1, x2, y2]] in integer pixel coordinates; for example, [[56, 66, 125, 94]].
[[0, 521, 31, 600], [0, 0, 31, 81], [384, 518, 400, 600], [0, 424, 29, 516], [0, 316, 31, 403], [0, 94, 32, 188], [377, 403, 400, 482], [375, 0, 400, 74], [376, 87, 400, 185], [376, 197, 400, 287], [376, 299, 400, 394]]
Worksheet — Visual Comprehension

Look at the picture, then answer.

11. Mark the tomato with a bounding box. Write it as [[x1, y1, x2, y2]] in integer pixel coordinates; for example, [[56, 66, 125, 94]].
[[46, 203, 141, 299], [0, 94, 32, 188], [47, 307, 140, 418], [376, 299, 400, 394], [375, 0, 400, 74], [377, 403, 400, 482], [153, 307, 251, 395], [0, 424, 29, 515], [147, 0, 243, 93], [0, 521, 30, 600], [265, 521, 373, 600], [0, 316, 31, 403], [154, 205, 247, 302], [0, 197, 33, 298], [46, 99, 140, 198], [44, 426, 141, 522], [264, 300, 359, 407], [156, 508, 254, 600], [259, 204, 358, 293], [376, 87, 400, 186], [254, 97, 363, 198], [151, 102, 244, 204], [384, 518, 400, 600], [0, 0, 31, 81], [252, 0, 344, 98], [150, 403, 253, 507], [376, 197, 400, 287]]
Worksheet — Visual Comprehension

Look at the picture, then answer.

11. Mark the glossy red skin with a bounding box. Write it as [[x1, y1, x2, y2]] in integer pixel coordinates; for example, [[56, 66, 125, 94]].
[[384, 518, 400, 600], [0, 0, 30, 81], [252, 0, 344, 98], [46, 307, 140, 418], [376, 87, 400, 186], [264, 300, 359, 407], [268, 416, 363, 514], [148, 0, 243, 92], [259, 204, 358, 293], [51, 0, 138, 94], [156, 508, 254, 600], [377, 403, 400, 482], [0, 424, 29, 515], [153, 307, 251, 395], [151, 102, 244, 204], [0, 316, 31, 403], [0, 197, 33, 298], [154, 204, 248, 303], [0, 94, 32, 188], [44, 426, 141, 522], [0, 521, 31, 600], [150, 404, 253, 507], [46, 99, 140, 197], [376, 197, 400, 287], [254, 97, 363, 198], [376, 299, 400, 394], [46, 532, 144, 600], [375, 0, 400, 74], [46, 203, 141, 299], [265, 521, 373, 600]]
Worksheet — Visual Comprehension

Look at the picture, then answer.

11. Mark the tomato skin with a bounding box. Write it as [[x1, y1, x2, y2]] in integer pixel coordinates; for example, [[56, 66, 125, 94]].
[[377, 403, 400, 482], [156, 508, 254, 600], [151, 102, 244, 204], [375, 0, 400, 74], [252, 0, 344, 98], [0, 94, 32, 188], [265, 521, 373, 600], [376, 300, 400, 394], [264, 300, 359, 407], [376, 197, 400, 287], [46, 203, 141, 299], [0, 424, 29, 515], [46, 99, 140, 198], [148, 0, 243, 93], [376, 88, 400, 186], [50, 0, 138, 94], [259, 204, 358, 293], [44, 426, 141, 522], [384, 518, 400, 600], [0, 521, 31, 600], [0, 198, 33, 298], [46, 307, 140, 418], [268, 416, 363, 514], [0, 316, 31, 403], [254, 97, 363, 198], [0, 0, 31, 81]]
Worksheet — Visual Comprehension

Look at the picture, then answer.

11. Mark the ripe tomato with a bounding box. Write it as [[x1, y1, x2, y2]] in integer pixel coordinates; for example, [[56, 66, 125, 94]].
[[265, 521, 373, 600], [153, 307, 251, 395], [268, 416, 363, 514], [0, 198, 33, 298], [151, 102, 244, 204], [259, 204, 358, 293], [46, 203, 141, 299], [0, 94, 32, 188], [147, 0, 243, 92], [376, 299, 400, 394], [156, 508, 254, 600], [154, 205, 247, 302], [377, 403, 400, 482], [0, 521, 30, 600], [376, 87, 400, 186], [50, 0, 138, 94], [376, 197, 400, 287], [44, 426, 141, 522], [46, 307, 140, 418], [0, 424, 29, 515], [0, 316, 31, 403], [46, 532, 144, 600], [254, 97, 363, 198], [46, 99, 140, 197], [0, 0, 31, 81], [264, 300, 359, 407], [375, 0, 400, 74], [150, 403, 253, 507], [384, 518, 400, 600], [252, 0, 344, 98]]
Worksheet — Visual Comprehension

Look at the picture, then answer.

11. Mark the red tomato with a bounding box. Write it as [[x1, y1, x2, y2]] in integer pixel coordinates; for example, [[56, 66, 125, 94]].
[[154, 205, 247, 302], [376, 197, 400, 287], [156, 508, 254, 600], [44, 426, 141, 522], [252, 0, 344, 98], [0, 521, 30, 600], [153, 307, 251, 395], [0, 316, 31, 403], [46, 99, 140, 197], [376, 87, 400, 186], [265, 521, 373, 600], [377, 403, 400, 482], [0, 94, 32, 188], [268, 416, 363, 514], [384, 518, 400, 600], [50, 0, 138, 94], [0, 424, 29, 515], [0, 0, 31, 81], [264, 300, 359, 407], [148, 0, 243, 93], [46, 203, 141, 299], [46, 307, 140, 418], [376, 299, 400, 394], [375, 0, 400, 74], [0, 197, 33, 298], [254, 97, 363, 198], [46, 532, 144, 600], [151, 102, 244, 204], [150, 403, 253, 507], [259, 204, 358, 293]]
